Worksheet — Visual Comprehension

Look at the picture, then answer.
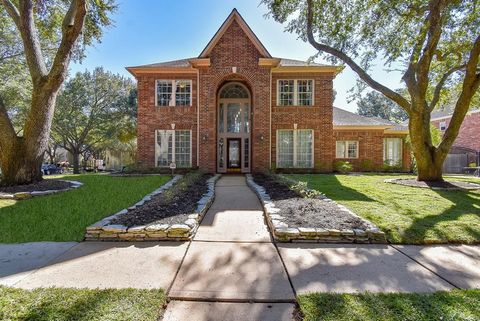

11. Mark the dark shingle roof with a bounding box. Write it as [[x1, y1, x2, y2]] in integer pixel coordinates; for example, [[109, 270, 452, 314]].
[[333, 107, 396, 126]]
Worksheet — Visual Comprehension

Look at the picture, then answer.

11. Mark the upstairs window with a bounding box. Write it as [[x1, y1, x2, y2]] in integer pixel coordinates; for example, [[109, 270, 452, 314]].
[[278, 79, 314, 106], [156, 80, 192, 107]]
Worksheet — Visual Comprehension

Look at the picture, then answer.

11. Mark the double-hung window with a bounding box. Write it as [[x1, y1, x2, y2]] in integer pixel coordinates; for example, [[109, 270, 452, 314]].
[[277, 79, 314, 106], [155, 130, 191, 167], [383, 138, 402, 166], [277, 129, 314, 168], [156, 80, 192, 106], [336, 141, 359, 159]]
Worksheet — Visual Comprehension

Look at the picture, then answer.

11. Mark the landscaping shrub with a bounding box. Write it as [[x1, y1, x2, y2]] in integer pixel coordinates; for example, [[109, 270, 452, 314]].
[[359, 159, 374, 172], [381, 161, 404, 173], [334, 161, 354, 173]]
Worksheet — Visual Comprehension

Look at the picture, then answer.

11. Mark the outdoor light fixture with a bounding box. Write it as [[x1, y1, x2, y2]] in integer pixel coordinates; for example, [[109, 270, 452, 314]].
[[232, 66, 237, 73], [171, 123, 175, 129], [294, 123, 298, 129]]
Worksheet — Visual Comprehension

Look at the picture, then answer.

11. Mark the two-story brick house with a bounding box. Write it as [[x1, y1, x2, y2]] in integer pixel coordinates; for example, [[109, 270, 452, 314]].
[[127, 9, 410, 173]]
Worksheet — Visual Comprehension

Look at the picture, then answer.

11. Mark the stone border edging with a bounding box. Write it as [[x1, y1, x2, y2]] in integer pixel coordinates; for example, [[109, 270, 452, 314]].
[[84, 174, 221, 241], [0, 180, 83, 200], [246, 174, 386, 244], [384, 178, 480, 190]]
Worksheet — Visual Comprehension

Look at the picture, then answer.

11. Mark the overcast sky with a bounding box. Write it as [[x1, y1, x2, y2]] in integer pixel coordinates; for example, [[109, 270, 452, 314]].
[[70, 0, 404, 112]]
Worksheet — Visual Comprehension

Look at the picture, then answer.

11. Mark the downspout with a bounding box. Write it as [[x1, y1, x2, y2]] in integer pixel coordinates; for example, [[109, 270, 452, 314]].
[[196, 69, 200, 168], [269, 68, 272, 169]]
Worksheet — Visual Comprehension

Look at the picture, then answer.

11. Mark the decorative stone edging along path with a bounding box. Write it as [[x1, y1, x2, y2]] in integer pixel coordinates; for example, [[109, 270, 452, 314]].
[[246, 174, 386, 243], [0, 180, 83, 200], [84, 174, 221, 242]]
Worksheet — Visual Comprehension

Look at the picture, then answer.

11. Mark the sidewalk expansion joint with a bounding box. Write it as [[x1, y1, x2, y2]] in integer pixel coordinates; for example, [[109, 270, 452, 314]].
[[389, 244, 460, 289]]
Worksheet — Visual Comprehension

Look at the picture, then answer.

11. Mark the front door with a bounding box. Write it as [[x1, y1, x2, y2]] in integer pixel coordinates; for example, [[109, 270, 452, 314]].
[[217, 82, 251, 173], [227, 138, 241, 170]]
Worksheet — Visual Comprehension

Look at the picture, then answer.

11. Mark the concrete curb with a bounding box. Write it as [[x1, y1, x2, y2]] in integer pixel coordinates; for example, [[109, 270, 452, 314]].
[[246, 174, 386, 244]]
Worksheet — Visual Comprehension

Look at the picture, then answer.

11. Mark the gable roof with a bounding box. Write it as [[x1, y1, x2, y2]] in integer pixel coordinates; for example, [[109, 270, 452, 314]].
[[333, 107, 407, 130], [199, 8, 271, 58]]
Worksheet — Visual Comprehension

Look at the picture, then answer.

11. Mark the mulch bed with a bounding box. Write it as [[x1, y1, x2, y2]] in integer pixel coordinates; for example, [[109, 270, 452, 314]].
[[0, 179, 72, 193], [111, 173, 212, 227], [386, 178, 480, 190], [253, 174, 373, 230]]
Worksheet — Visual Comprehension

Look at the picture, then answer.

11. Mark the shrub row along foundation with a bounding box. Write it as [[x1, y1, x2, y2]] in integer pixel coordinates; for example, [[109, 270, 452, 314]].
[[246, 174, 386, 243], [84, 174, 220, 241], [0, 180, 83, 200]]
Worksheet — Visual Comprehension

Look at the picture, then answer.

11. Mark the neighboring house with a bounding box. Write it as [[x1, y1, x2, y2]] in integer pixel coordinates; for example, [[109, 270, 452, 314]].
[[431, 109, 480, 173], [127, 9, 410, 173]]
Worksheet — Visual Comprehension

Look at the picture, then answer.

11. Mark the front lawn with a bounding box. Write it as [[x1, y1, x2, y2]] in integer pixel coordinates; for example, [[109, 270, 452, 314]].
[[298, 289, 480, 321], [287, 174, 480, 244], [0, 286, 165, 321], [0, 174, 170, 243]]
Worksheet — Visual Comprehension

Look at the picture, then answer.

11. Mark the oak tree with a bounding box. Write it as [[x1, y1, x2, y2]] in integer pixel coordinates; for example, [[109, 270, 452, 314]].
[[264, 0, 480, 181], [0, 0, 115, 185]]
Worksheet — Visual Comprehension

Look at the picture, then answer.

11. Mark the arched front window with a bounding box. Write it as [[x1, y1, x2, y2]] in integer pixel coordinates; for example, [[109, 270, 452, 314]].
[[219, 83, 249, 99]]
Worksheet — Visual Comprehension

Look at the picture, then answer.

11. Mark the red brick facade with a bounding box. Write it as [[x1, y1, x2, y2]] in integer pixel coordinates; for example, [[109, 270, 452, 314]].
[[130, 9, 410, 173], [431, 111, 480, 152], [333, 130, 411, 171], [271, 73, 335, 172]]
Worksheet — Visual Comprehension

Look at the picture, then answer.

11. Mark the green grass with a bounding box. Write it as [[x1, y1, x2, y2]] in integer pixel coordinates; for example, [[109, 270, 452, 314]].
[[0, 174, 170, 243], [298, 289, 480, 321], [0, 286, 165, 321], [287, 174, 480, 244]]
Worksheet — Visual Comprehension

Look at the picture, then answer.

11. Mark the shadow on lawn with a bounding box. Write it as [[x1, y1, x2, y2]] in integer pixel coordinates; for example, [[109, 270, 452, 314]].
[[402, 188, 480, 244], [292, 174, 375, 203]]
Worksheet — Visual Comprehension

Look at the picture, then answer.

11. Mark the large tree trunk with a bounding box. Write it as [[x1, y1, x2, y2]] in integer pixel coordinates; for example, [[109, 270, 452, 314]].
[[0, 136, 43, 186], [409, 109, 448, 182], [72, 151, 80, 174]]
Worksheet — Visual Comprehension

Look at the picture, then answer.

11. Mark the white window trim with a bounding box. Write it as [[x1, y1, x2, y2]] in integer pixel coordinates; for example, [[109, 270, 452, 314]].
[[277, 79, 315, 106], [155, 79, 192, 107], [383, 138, 403, 165], [276, 129, 314, 168], [336, 140, 359, 159], [154, 129, 192, 167]]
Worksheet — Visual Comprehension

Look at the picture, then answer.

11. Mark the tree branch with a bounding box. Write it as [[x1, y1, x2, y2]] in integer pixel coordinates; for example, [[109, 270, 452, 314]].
[[306, 0, 411, 111], [438, 33, 480, 155], [16, 0, 48, 82], [48, 0, 87, 89], [415, 0, 447, 96], [429, 64, 467, 111], [0, 0, 20, 25]]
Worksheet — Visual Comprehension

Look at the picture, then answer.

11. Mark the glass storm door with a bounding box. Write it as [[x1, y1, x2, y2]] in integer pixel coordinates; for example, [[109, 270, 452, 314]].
[[227, 139, 241, 168]]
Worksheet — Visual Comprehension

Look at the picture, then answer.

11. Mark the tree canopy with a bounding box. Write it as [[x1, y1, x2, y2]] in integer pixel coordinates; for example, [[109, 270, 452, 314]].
[[357, 91, 408, 123], [263, 0, 480, 181], [52, 67, 136, 173]]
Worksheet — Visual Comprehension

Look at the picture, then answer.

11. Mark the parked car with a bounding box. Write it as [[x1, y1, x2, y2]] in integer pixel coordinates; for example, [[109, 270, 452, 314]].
[[42, 164, 64, 175]]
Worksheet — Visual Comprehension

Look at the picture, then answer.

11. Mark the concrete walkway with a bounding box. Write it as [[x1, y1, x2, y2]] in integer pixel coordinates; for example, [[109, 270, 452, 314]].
[[166, 176, 295, 320], [1, 175, 480, 321]]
